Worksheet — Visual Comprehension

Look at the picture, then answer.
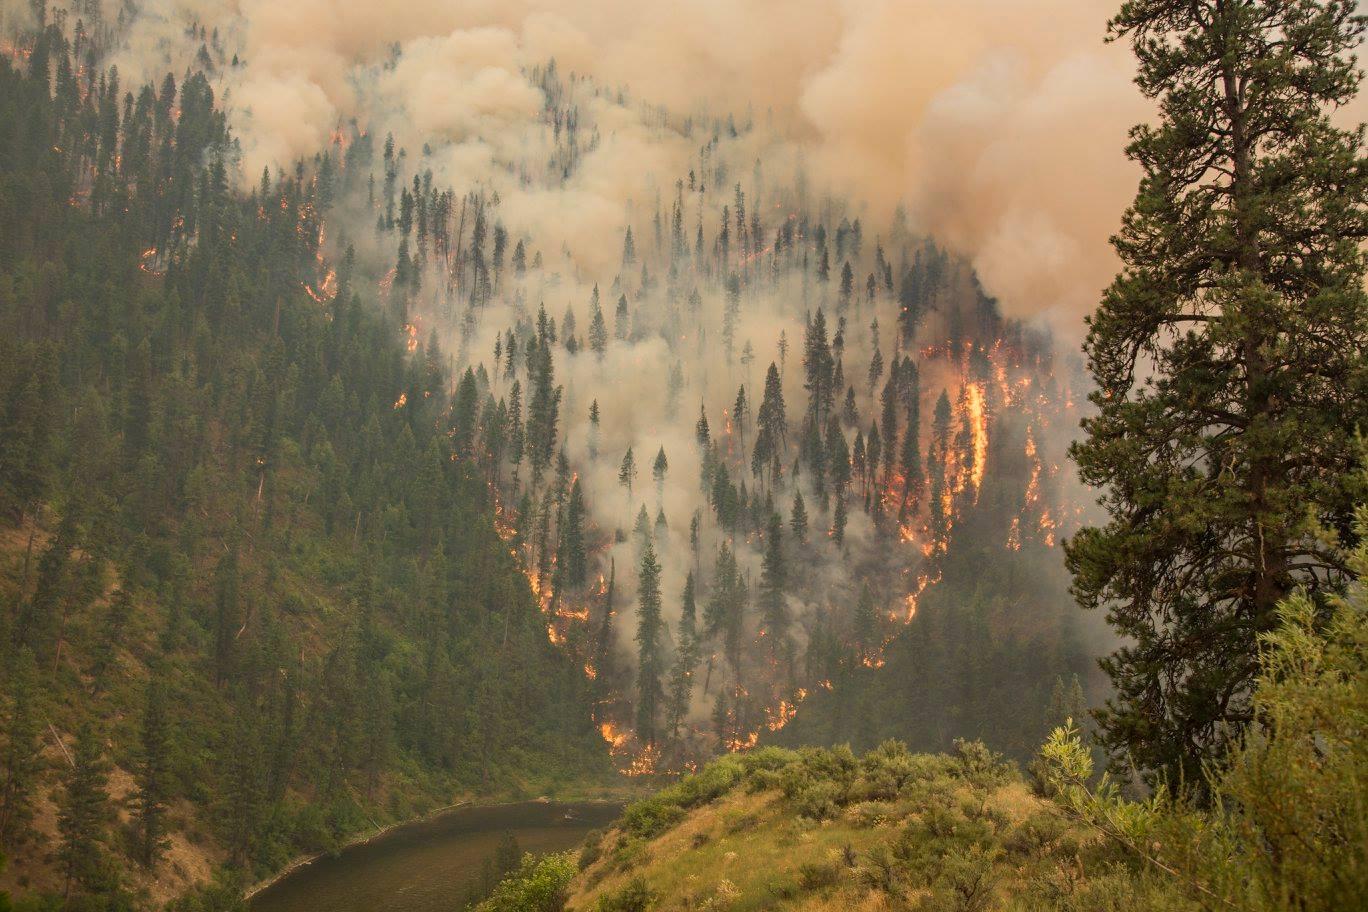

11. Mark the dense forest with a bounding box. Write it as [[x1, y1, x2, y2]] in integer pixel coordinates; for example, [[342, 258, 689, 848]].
[[0, 2, 1105, 905], [0, 12, 613, 908], [3, 0, 1366, 910]]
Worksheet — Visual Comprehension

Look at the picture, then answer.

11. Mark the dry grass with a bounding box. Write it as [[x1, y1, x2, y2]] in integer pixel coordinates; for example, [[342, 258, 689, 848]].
[[567, 766, 1060, 912]]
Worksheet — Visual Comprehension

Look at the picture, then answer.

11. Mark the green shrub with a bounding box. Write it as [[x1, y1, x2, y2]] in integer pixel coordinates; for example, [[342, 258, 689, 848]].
[[620, 756, 749, 839], [595, 876, 656, 912], [791, 780, 843, 820], [477, 852, 577, 912], [951, 740, 1012, 791], [797, 860, 842, 891]]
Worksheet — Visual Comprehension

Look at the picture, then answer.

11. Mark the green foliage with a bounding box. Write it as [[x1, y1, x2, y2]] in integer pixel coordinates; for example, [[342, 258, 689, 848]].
[[1067, 0, 1368, 788], [477, 851, 577, 912], [1039, 514, 1368, 910], [0, 26, 611, 902], [594, 876, 656, 912], [619, 748, 796, 840]]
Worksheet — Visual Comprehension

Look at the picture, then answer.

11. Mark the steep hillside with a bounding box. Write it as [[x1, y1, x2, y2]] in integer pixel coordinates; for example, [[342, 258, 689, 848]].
[[0, 30, 614, 909]]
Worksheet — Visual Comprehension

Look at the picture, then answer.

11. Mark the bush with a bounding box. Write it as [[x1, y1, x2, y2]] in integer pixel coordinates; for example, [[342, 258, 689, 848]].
[[791, 780, 843, 821], [797, 860, 842, 891], [1035, 511, 1368, 911], [951, 740, 1012, 791], [595, 876, 656, 912], [477, 852, 577, 912], [620, 756, 750, 839]]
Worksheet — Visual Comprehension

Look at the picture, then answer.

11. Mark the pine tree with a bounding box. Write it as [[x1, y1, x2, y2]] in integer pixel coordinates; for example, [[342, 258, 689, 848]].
[[789, 491, 809, 544], [665, 573, 700, 740], [618, 447, 637, 502], [588, 287, 608, 360], [1067, 0, 1368, 790], [705, 543, 748, 678], [134, 680, 171, 868], [866, 422, 882, 499], [558, 477, 588, 590], [0, 649, 42, 851], [525, 317, 563, 485], [853, 582, 877, 659], [592, 560, 617, 718], [652, 447, 669, 501], [732, 385, 748, 457], [634, 539, 665, 744], [898, 369, 922, 517], [695, 405, 711, 448], [58, 724, 113, 897], [802, 309, 835, 426], [752, 362, 787, 486], [758, 512, 790, 665], [587, 399, 601, 460]]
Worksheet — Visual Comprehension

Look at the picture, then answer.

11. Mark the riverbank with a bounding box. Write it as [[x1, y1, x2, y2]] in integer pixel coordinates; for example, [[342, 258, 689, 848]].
[[246, 799, 627, 912], [239, 771, 638, 902]]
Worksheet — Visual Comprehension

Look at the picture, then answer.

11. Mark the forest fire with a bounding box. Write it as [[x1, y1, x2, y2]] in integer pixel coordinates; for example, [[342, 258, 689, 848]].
[[965, 382, 988, 496], [138, 247, 162, 275], [765, 689, 807, 732], [600, 722, 630, 754], [623, 743, 660, 777]]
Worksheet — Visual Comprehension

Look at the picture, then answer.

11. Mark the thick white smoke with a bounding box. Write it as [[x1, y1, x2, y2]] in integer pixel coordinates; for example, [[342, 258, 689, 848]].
[[22, 0, 1154, 325], [2, 0, 1116, 748]]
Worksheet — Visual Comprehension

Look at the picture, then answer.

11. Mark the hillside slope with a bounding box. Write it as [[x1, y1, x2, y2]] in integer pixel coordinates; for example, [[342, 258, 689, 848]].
[[561, 743, 1183, 912], [0, 32, 615, 909]]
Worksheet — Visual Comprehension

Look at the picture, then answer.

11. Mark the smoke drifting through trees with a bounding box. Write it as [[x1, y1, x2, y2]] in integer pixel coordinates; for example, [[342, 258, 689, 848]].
[[13, 0, 1162, 324], [4, 0, 1102, 770]]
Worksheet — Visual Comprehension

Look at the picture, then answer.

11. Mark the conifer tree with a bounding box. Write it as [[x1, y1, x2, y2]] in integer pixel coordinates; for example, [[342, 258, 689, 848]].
[[695, 405, 711, 448], [588, 289, 608, 360], [665, 573, 700, 740], [802, 309, 835, 427], [705, 543, 748, 678], [732, 385, 748, 457], [614, 294, 630, 341], [592, 560, 617, 719], [634, 539, 664, 744], [558, 477, 588, 591], [758, 512, 790, 665], [853, 582, 877, 659], [789, 491, 809, 544], [832, 491, 847, 547], [134, 680, 171, 868], [618, 447, 637, 503], [587, 399, 600, 460], [1067, 0, 1368, 789], [652, 447, 669, 501], [58, 724, 112, 898], [0, 649, 42, 852]]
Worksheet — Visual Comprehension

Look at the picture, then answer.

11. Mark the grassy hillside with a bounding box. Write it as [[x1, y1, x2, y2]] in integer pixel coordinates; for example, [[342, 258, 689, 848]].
[[560, 742, 1180, 912]]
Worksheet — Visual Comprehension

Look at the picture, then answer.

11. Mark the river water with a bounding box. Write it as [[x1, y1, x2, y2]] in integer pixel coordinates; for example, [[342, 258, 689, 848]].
[[249, 801, 622, 912]]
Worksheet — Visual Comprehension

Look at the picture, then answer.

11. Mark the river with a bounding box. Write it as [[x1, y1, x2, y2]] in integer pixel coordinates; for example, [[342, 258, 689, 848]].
[[249, 801, 622, 912]]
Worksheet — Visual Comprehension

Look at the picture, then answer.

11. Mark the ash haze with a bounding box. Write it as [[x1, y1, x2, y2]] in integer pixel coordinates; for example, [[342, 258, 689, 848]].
[[2, 0, 1152, 324]]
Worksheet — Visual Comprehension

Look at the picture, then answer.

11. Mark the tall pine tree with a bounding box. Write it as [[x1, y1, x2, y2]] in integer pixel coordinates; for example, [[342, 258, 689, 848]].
[[1067, 0, 1368, 790]]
